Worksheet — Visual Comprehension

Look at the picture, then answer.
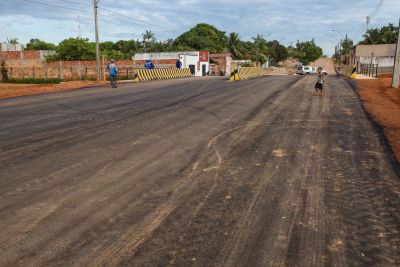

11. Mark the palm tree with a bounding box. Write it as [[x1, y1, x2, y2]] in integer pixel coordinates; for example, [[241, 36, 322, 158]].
[[142, 30, 155, 53], [228, 32, 242, 59], [362, 29, 380, 44], [7, 38, 19, 44]]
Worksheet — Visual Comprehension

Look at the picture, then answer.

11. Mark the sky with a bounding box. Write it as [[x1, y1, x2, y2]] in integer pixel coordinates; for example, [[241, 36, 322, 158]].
[[0, 0, 399, 55]]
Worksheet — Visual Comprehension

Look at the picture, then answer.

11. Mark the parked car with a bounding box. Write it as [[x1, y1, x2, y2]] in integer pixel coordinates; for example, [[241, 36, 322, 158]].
[[296, 65, 318, 75]]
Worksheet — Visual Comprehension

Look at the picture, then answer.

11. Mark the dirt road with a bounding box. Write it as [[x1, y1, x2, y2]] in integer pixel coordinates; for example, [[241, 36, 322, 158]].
[[1, 75, 399, 266]]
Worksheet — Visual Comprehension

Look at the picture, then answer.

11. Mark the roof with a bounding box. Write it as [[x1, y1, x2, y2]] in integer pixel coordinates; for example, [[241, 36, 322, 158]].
[[133, 51, 201, 60], [355, 44, 396, 57], [210, 53, 232, 58]]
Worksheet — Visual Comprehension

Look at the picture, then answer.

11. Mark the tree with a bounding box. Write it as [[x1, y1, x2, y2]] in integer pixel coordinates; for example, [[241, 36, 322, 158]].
[[293, 39, 323, 65], [239, 41, 256, 60], [152, 39, 176, 52], [267, 40, 288, 66], [228, 32, 242, 59], [174, 23, 228, 53], [7, 38, 18, 44], [142, 30, 156, 52], [101, 50, 125, 60], [252, 34, 269, 66], [26, 39, 56, 50], [359, 23, 398, 44], [55, 38, 96, 60], [115, 40, 140, 58]]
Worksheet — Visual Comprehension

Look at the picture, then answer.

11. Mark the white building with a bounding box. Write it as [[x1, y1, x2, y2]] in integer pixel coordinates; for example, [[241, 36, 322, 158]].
[[133, 51, 209, 77], [1, 43, 23, 51], [355, 44, 396, 71]]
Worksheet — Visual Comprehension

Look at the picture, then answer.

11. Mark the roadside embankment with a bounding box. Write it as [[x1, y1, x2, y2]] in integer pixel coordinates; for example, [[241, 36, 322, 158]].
[[357, 73, 400, 162], [0, 80, 107, 99]]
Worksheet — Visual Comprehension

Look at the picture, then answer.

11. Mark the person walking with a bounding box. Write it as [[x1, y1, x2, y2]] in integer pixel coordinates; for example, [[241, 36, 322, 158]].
[[107, 59, 119, 88], [315, 67, 324, 95]]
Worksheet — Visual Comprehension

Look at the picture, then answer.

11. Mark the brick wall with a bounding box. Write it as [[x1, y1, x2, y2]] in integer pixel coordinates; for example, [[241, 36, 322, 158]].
[[0, 51, 41, 60], [0, 51, 180, 80]]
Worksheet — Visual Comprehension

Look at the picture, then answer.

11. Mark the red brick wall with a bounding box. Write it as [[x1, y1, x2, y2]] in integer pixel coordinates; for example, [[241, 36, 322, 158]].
[[0, 52, 179, 80], [0, 51, 41, 60]]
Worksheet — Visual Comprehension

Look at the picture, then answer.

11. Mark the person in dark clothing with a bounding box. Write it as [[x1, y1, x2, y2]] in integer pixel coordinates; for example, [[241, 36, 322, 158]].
[[315, 67, 324, 95]]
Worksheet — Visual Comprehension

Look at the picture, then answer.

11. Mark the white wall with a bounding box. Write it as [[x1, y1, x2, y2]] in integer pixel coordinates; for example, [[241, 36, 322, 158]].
[[180, 53, 209, 76], [357, 56, 394, 67], [134, 51, 198, 61], [1, 43, 23, 51], [180, 54, 198, 75]]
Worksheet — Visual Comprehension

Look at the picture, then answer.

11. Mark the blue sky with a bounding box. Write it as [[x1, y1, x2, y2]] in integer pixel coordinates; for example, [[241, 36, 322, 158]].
[[0, 0, 399, 55]]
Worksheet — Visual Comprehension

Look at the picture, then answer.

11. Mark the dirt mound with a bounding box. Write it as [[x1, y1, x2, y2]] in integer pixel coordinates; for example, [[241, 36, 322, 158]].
[[312, 58, 335, 75]]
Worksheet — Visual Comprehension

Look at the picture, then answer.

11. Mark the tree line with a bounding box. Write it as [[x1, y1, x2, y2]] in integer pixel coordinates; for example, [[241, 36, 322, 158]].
[[17, 23, 324, 65]]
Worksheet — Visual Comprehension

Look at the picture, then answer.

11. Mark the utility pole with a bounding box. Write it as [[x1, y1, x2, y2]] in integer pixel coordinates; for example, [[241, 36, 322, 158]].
[[77, 15, 82, 38], [392, 18, 400, 88], [366, 16, 370, 34], [93, 0, 101, 81]]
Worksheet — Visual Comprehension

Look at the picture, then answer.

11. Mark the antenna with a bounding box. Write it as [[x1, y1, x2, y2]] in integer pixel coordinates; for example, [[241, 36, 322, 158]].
[[77, 15, 82, 38], [366, 0, 385, 34]]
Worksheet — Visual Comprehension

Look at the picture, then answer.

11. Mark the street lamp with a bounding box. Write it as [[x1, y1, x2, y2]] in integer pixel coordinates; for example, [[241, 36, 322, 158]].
[[331, 30, 347, 66], [331, 29, 345, 39]]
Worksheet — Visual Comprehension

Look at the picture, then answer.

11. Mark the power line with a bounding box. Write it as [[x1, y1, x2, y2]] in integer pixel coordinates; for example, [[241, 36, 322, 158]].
[[21, 0, 89, 13], [20, 0, 177, 33], [55, 0, 174, 31], [355, 0, 385, 39], [368, 0, 385, 22], [366, 0, 385, 34], [97, 5, 175, 32], [56, 0, 92, 7]]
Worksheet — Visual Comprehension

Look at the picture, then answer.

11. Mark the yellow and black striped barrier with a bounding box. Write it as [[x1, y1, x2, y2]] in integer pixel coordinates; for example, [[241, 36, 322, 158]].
[[349, 65, 357, 79], [229, 67, 265, 81], [133, 68, 192, 81]]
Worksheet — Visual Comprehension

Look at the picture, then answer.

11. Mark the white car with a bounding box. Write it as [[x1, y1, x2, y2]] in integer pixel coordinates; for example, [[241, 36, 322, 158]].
[[296, 65, 318, 75], [296, 65, 328, 75]]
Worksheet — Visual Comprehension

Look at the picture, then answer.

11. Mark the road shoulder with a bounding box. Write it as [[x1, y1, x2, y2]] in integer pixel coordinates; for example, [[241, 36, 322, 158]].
[[352, 74, 400, 170]]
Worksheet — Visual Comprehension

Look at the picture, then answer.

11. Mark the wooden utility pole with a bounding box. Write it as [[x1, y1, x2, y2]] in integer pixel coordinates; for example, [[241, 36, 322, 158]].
[[392, 18, 400, 88], [93, 0, 101, 81]]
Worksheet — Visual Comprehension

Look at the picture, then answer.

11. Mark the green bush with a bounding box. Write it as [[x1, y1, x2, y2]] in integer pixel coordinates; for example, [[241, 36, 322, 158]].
[[0, 78, 63, 84]]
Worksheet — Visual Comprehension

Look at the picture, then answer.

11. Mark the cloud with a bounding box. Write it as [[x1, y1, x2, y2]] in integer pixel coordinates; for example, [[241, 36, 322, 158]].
[[0, 0, 398, 55]]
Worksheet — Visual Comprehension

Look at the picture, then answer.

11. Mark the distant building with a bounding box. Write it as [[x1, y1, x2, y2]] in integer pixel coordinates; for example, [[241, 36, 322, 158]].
[[133, 51, 209, 76], [210, 53, 233, 76], [1, 43, 23, 52], [355, 44, 396, 72]]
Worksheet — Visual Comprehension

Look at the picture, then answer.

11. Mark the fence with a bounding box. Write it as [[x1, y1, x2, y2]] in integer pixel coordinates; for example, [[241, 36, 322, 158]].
[[358, 64, 378, 78]]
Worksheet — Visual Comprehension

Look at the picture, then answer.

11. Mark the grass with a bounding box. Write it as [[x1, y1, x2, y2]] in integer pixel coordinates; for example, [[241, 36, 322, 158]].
[[0, 78, 63, 84], [0, 77, 101, 84]]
